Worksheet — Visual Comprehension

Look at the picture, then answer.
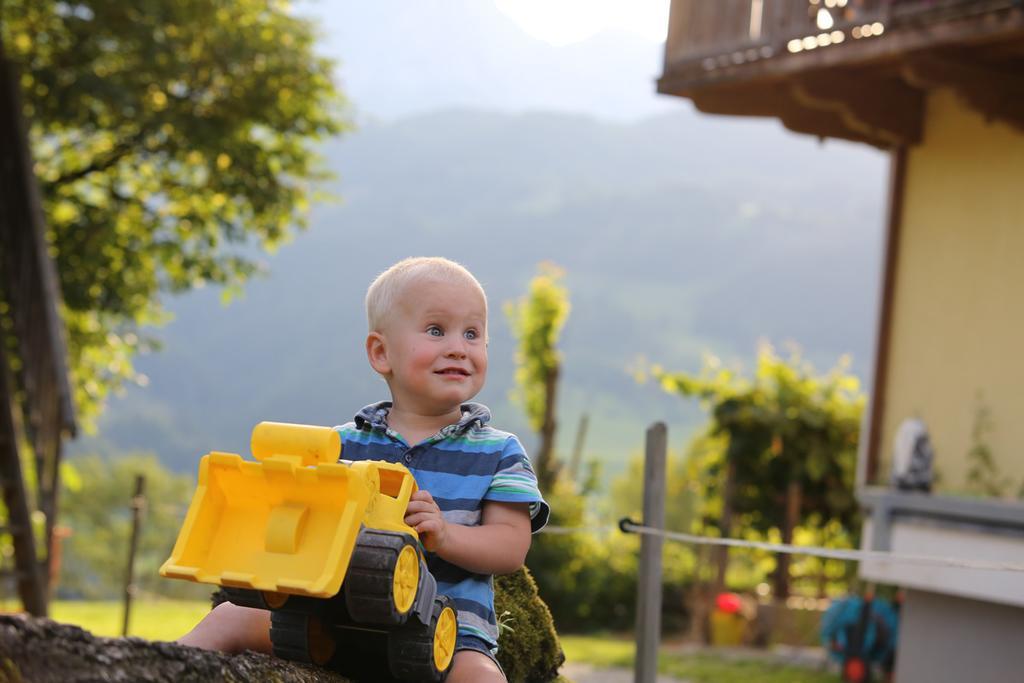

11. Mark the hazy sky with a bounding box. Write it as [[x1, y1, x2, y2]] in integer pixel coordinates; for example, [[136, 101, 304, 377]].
[[493, 0, 670, 45], [296, 0, 681, 121]]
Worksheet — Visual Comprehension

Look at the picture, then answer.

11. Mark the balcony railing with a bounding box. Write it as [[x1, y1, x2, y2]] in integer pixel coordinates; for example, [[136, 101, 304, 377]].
[[664, 0, 1021, 84]]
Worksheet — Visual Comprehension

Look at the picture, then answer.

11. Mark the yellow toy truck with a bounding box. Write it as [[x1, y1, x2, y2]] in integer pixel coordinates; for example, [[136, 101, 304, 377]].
[[160, 421, 457, 682]]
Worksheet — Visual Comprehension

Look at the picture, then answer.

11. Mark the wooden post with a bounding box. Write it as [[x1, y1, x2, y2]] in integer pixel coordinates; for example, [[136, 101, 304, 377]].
[[634, 422, 667, 683], [568, 413, 590, 482], [121, 475, 146, 637]]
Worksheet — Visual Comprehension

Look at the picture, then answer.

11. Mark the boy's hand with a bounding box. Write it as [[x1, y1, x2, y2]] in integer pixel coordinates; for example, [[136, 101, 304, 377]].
[[404, 489, 448, 553]]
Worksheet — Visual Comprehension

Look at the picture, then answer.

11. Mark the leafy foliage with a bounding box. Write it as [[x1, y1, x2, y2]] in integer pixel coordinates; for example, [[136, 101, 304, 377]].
[[57, 453, 203, 600], [1, 0, 347, 428], [655, 346, 864, 534], [653, 345, 864, 596], [505, 262, 570, 491], [609, 442, 703, 537], [505, 263, 570, 431]]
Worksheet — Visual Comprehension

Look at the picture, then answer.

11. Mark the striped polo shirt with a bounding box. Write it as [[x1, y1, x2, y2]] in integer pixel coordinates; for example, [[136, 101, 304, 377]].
[[335, 401, 549, 650]]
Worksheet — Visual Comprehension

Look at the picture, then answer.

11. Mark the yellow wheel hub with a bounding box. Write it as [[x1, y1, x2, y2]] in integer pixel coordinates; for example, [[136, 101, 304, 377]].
[[262, 591, 289, 609], [392, 545, 419, 614], [307, 616, 336, 665], [433, 606, 457, 672]]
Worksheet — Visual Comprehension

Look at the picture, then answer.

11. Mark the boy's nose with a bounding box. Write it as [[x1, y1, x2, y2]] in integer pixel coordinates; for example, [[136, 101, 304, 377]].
[[444, 339, 468, 359]]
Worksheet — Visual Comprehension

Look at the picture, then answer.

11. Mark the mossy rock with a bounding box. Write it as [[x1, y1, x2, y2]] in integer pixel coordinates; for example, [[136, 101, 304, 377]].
[[494, 566, 566, 683]]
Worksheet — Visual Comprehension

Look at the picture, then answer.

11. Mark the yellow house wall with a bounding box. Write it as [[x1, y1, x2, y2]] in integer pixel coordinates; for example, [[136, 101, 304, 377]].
[[880, 89, 1024, 494]]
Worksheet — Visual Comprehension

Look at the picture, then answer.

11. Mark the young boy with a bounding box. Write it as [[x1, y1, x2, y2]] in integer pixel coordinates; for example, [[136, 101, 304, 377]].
[[178, 257, 549, 683]]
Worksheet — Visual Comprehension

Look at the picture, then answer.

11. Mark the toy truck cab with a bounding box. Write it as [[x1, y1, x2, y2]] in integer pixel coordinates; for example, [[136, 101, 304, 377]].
[[160, 422, 457, 681]]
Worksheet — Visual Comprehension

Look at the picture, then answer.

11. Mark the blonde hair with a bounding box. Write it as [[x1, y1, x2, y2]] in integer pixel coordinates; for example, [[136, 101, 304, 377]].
[[366, 257, 487, 332]]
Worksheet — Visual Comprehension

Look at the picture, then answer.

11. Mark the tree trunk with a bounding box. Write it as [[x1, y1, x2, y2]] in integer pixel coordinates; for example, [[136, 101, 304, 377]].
[[535, 364, 560, 493], [772, 479, 802, 600], [695, 459, 737, 645], [687, 545, 713, 645], [713, 459, 737, 598], [0, 614, 349, 682]]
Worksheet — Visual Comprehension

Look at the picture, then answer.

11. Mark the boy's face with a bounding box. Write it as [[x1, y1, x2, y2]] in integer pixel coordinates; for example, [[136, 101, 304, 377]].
[[369, 277, 488, 415]]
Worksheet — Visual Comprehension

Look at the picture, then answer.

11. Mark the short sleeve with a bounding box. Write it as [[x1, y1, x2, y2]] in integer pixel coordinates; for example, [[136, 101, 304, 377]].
[[484, 435, 550, 533]]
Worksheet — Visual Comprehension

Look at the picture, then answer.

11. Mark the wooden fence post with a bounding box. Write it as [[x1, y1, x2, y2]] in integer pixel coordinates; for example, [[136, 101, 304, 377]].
[[568, 413, 590, 481], [121, 475, 146, 636], [634, 422, 667, 683]]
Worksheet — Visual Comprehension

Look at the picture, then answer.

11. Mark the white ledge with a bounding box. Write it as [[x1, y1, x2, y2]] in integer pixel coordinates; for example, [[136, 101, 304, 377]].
[[859, 488, 1024, 607]]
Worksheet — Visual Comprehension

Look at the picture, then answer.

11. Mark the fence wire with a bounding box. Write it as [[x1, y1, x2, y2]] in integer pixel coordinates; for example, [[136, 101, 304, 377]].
[[538, 520, 1024, 574]]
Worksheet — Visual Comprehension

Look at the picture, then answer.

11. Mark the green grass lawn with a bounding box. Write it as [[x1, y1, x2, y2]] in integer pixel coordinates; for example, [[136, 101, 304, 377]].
[[47, 599, 211, 642], [560, 633, 635, 668], [561, 633, 837, 683]]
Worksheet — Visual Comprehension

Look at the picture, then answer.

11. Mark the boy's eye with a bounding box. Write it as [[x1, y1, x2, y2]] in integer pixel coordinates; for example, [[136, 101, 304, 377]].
[[464, 329, 478, 340], [426, 325, 443, 337]]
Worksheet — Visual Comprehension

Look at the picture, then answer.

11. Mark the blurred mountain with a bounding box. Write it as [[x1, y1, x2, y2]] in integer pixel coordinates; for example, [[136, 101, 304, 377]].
[[71, 107, 887, 479]]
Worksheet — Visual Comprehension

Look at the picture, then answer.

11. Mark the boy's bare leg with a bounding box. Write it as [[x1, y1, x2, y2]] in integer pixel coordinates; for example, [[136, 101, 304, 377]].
[[446, 649, 506, 683], [176, 602, 272, 654]]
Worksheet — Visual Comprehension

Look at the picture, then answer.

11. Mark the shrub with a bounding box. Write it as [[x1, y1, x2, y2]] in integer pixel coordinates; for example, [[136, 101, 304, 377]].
[[527, 479, 692, 634]]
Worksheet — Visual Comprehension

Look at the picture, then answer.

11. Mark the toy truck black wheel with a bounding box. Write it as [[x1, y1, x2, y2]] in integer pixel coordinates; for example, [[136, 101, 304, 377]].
[[345, 529, 421, 625], [221, 586, 289, 610], [269, 610, 336, 666], [387, 595, 458, 682]]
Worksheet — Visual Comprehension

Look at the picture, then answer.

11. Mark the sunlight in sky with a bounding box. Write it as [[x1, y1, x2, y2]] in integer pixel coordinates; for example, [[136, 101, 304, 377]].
[[494, 0, 670, 46]]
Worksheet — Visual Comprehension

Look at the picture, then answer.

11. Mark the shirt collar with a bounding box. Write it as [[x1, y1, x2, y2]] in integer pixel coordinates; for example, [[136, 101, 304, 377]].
[[353, 401, 491, 438]]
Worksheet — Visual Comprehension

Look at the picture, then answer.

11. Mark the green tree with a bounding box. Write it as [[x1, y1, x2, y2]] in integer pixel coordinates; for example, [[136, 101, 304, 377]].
[[505, 262, 570, 493], [653, 345, 864, 600], [1, 0, 346, 427], [58, 453, 203, 600]]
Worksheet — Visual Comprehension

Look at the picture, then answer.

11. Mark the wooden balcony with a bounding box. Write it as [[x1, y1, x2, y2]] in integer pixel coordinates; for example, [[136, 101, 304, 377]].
[[658, 0, 1024, 147]]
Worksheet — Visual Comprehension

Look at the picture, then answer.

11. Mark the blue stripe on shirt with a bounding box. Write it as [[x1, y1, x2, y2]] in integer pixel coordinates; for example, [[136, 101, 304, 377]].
[[335, 402, 549, 649]]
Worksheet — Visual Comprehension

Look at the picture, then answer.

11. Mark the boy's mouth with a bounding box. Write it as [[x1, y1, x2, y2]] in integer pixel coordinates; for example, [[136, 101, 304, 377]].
[[435, 367, 470, 376]]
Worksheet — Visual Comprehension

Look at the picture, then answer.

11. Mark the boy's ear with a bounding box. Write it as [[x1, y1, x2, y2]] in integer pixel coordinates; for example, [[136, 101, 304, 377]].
[[366, 332, 391, 376]]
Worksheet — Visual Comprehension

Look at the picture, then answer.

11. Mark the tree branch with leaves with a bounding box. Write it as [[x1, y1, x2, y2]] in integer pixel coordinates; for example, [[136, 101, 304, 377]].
[[505, 263, 570, 494], [1, 0, 349, 427], [653, 344, 864, 600]]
